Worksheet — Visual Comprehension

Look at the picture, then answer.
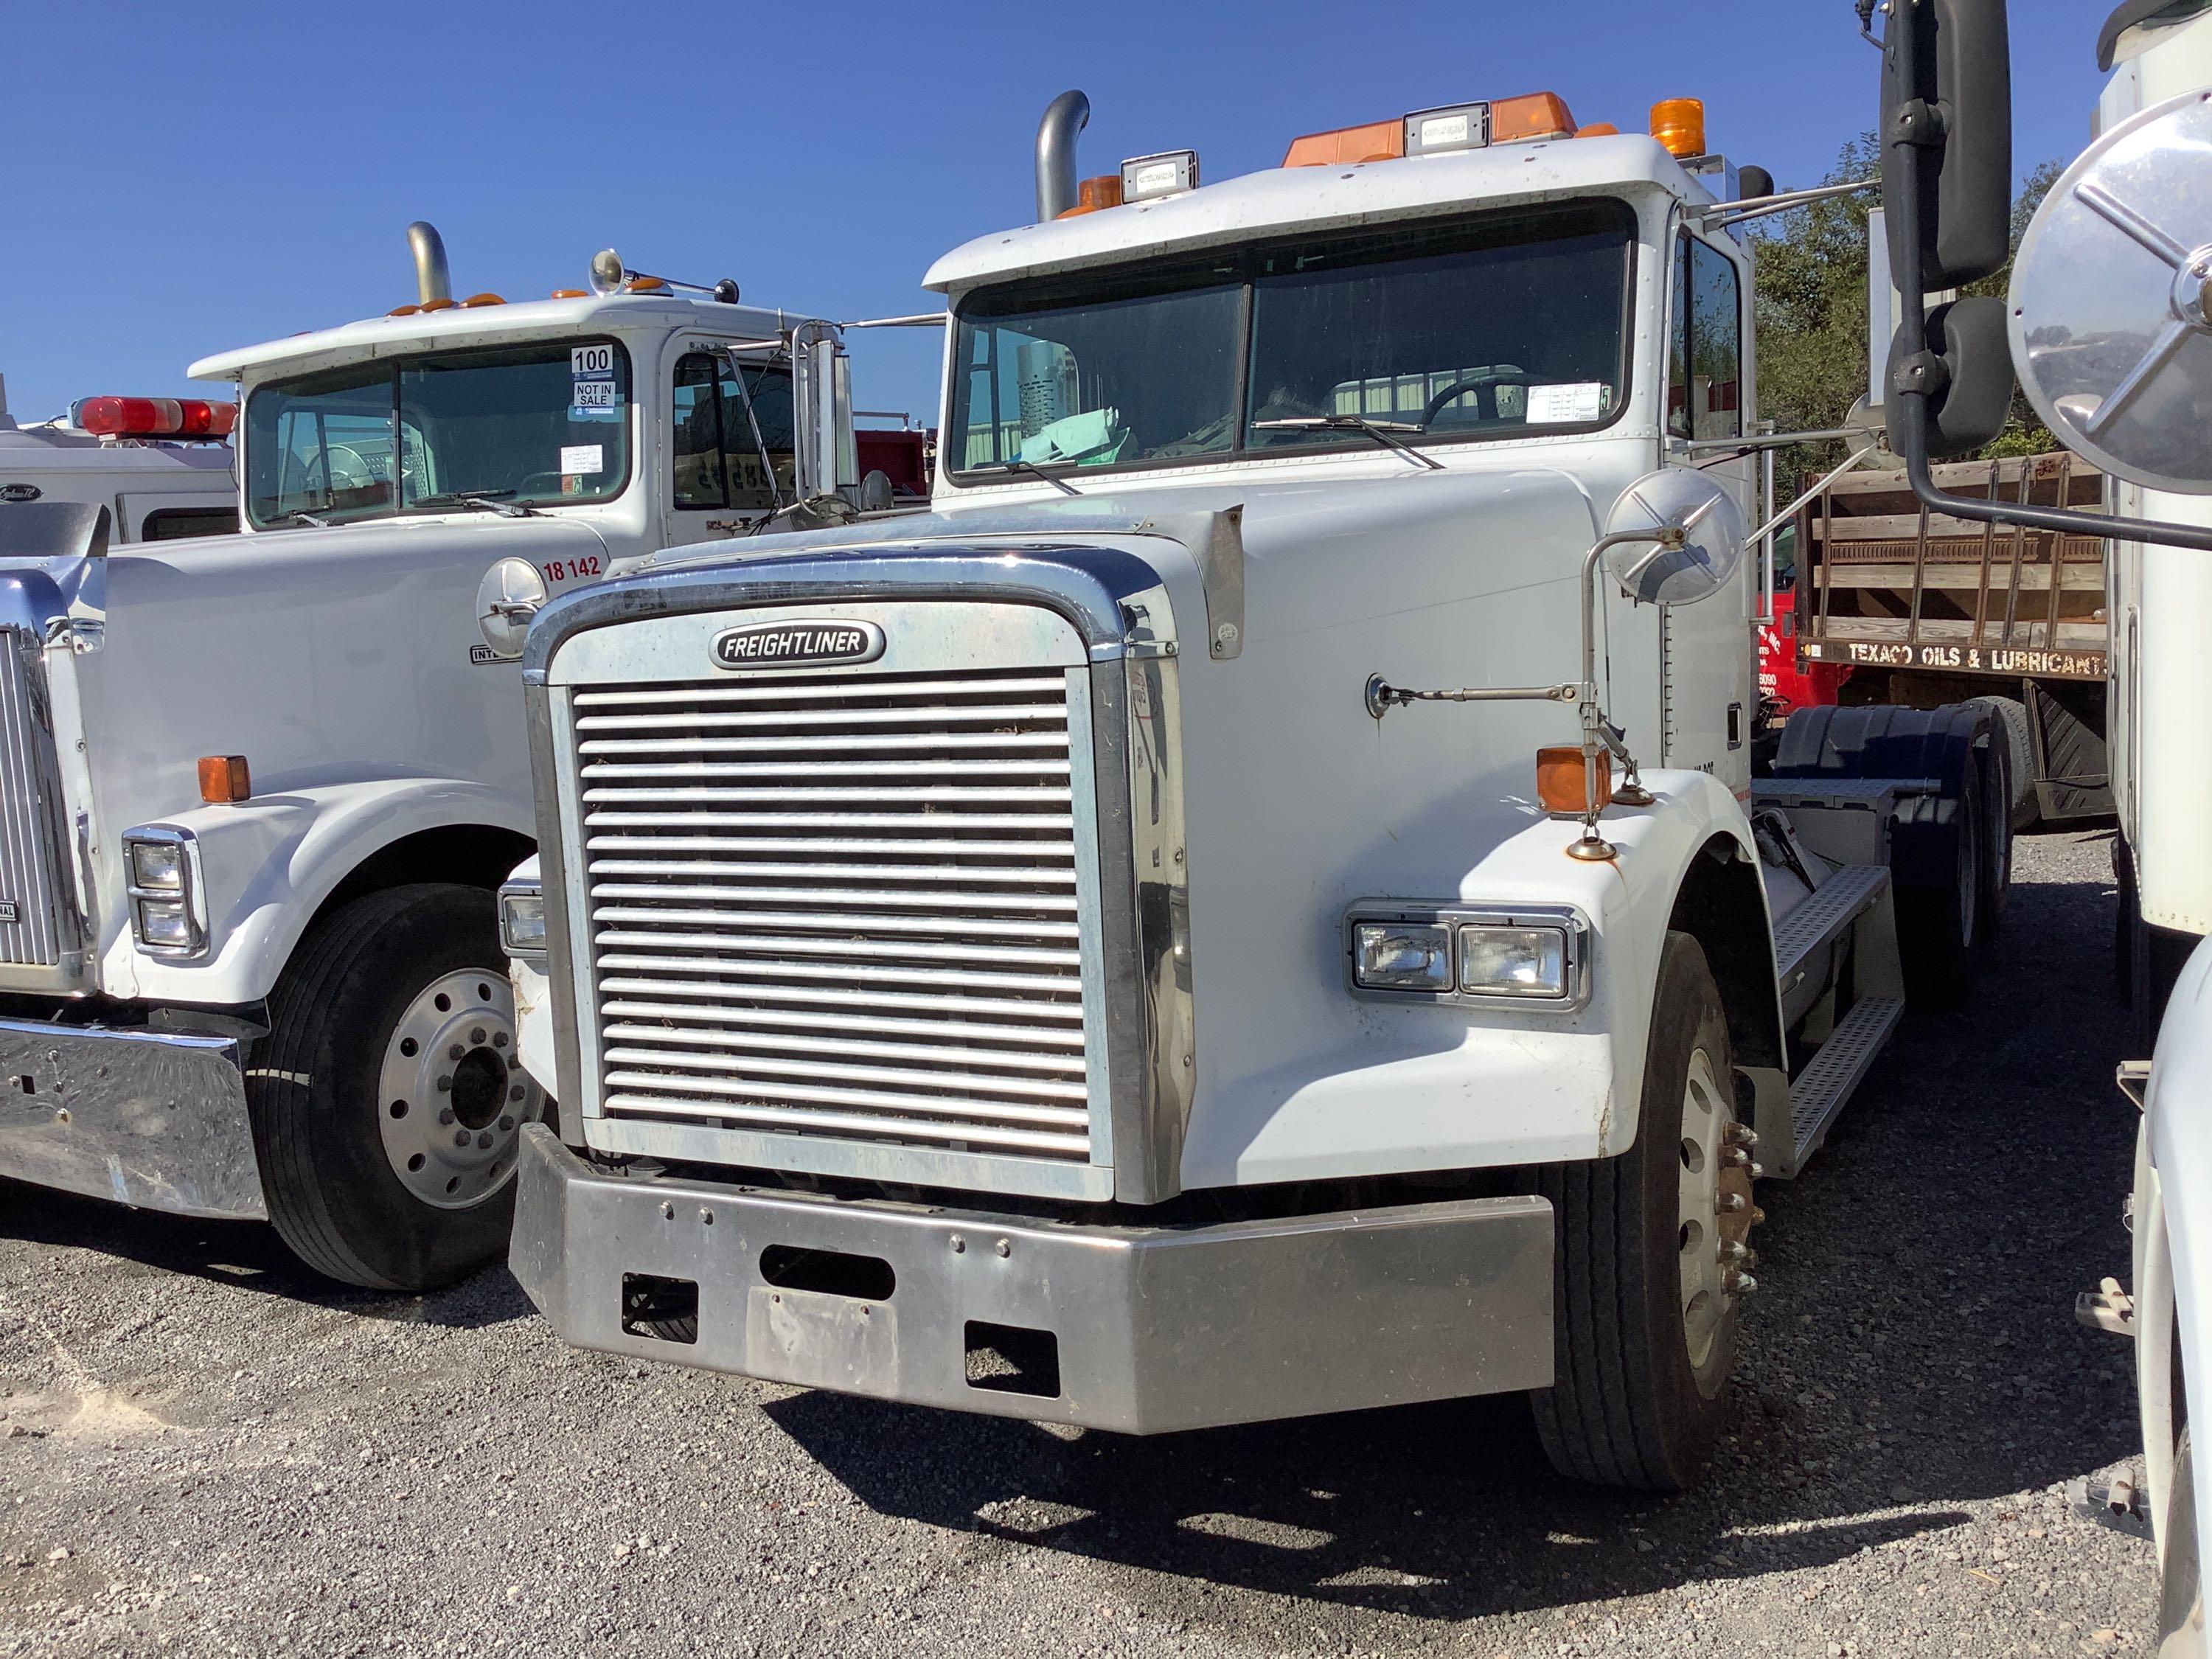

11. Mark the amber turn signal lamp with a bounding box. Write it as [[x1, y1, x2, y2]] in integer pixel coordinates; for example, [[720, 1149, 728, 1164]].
[[1537, 747, 1610, 815], [1489, 92, 1577, 144], [1281, 118, 1405, 168], [1649, 97, 1707, 160], [549, 288, 588, 299], [198, 755, 251, 805], [459, 293, 507, 308], [1575, 122, 1621, 138]]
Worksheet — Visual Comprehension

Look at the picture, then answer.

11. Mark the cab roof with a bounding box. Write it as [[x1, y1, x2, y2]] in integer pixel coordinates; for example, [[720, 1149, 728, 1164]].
[[189, 293, 813, 386], [924, 132, 1707, 295]]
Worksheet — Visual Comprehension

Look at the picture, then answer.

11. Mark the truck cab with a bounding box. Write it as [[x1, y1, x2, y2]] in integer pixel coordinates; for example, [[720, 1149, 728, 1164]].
[[0, 229, 871, 1293], [501, 92, 1990, 1487]]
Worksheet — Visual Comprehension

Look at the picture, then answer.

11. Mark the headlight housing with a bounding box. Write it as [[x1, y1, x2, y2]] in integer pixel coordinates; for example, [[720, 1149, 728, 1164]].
[[1346, 902, 1588, 1009], [498, 875, 547, 960], [122, 826, 206, 959]]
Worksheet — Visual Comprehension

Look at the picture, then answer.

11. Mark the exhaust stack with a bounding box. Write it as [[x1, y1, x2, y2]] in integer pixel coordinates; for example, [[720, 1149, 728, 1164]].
[[406, 221, 452, 306], [1034, 90, 1091, 223]]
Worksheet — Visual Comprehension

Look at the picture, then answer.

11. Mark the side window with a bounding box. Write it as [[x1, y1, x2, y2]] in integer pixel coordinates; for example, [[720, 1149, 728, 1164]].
[[672, 354, 726, 509], [139, 507, 238, 542], [1686, 238, 1742, 442], [1668, 246, 1693, 439], [670, 350, 796, 512]]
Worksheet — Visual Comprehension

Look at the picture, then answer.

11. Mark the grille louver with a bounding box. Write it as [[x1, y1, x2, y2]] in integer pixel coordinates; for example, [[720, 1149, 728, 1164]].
[[572, 664, 1096, 1161]]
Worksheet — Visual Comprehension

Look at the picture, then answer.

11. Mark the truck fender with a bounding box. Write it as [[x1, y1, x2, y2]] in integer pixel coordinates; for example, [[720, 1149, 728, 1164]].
[[110, 778, 535, 1009], [2143, 934, 2212, 1564], [1458, 768, 1784, 1158]]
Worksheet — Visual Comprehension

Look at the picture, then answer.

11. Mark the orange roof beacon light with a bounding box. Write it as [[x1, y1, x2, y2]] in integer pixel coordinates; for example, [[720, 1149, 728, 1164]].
[[1057, 173, 1124, 217], [1281, 118, 1405, 168], [198, 754, 251, 805], [1119, 150, 1199, 204], [1649, 97, 1708, 160]]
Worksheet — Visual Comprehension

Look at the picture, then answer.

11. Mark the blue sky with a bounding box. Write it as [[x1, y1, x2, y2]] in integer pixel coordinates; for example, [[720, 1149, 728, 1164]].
[[1, 0, 2109, 427]]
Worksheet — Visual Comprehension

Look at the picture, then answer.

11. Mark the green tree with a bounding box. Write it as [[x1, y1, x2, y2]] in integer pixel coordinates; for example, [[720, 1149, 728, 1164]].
[[1750, 138, 2063, 479]]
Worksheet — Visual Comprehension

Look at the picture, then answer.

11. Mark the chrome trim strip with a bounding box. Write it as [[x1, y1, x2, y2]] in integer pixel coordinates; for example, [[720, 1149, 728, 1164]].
[[523, 681, 589, 1148], [119, 824, 209, 960]]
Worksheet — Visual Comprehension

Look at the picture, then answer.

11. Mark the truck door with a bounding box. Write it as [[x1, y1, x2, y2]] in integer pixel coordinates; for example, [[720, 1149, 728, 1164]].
[[662, 344, 796, 548], [1661, 232, 1756, 792]]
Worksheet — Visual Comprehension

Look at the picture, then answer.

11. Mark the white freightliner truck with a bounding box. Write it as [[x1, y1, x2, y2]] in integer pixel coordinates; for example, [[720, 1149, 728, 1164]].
[[0, 223, 882, 1291], [496, 86, 2010, 1488]]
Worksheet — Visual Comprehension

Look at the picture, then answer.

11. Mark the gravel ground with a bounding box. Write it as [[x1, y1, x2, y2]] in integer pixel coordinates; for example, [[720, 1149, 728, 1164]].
[[0, 830, 2159, 1658]]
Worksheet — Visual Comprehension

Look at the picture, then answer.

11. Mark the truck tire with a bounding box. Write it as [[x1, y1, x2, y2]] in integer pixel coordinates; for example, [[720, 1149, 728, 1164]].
[[245, 883, 549, 1291], [1966, 694, 2037, 831], [1532, 932, 1747, 1492]]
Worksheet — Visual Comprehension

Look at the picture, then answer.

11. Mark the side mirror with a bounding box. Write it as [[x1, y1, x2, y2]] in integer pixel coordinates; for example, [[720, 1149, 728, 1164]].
[[2008, 87, 2212, 493], [1891, 296, 2014, 458], [1882, 0, 2013, 289], [587, 248, 626, 296], [476, 557, 549, 662], [1603, 470, 1747, 607]]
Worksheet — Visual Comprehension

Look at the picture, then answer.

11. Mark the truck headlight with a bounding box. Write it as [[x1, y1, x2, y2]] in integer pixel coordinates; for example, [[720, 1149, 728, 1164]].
[[1345, 902, 1589, 1009], [1457, 925, 1570, 999], [498, 876, 546, 960], [122, 826, 206, 959], [1352, 922, 1453, 992]]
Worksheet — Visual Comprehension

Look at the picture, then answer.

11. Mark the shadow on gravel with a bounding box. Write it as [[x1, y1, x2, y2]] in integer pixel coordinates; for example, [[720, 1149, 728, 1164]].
[[0, 1177, 533, 1330], [772, 835, 2140, 1624]]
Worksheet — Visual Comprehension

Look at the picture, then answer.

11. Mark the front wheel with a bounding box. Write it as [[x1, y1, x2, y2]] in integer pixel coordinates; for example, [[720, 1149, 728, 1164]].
[[1533, 931, 1753, 1491], [245, 883, 550, 1290]]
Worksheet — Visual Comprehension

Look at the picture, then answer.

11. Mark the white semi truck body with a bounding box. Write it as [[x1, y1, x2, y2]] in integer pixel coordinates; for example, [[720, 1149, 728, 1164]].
[[0, 226, 870, 1292], [501, 92, 2003, 1488]]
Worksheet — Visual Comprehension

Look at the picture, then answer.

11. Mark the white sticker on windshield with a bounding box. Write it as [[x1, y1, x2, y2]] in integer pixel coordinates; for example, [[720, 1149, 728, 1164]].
[[571, 379, 620, 409], [571, 343, 616, 380], [1527, 382, 1605, 424], [559, 444, 605, 477]]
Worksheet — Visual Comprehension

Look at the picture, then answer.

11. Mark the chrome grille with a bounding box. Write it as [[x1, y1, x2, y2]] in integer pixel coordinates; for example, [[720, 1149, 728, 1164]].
[[0, 630, 70, 970], [571, 664, 1096, 1161]]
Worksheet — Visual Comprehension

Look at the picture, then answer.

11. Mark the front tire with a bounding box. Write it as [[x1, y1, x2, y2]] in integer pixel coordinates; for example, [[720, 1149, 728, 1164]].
[[245, 883, 549, 1290], [1534, 932, 1750, 1491]]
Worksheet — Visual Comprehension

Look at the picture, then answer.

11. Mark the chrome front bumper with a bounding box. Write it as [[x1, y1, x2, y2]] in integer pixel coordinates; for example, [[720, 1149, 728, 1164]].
[[0, 1018, 264, 1219], [511, 1127, 1556, 1433]]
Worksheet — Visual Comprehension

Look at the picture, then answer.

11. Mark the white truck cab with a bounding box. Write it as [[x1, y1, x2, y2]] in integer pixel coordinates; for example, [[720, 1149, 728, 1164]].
[[0, 226, 873, 1292], [0, 378, 238, 544], [501, 90, 2000, 1488]]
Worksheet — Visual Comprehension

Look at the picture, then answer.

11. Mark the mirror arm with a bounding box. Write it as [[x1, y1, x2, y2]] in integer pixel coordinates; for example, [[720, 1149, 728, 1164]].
[[1882, 18, 2212, 554], [1695, 178, 1879, 232]]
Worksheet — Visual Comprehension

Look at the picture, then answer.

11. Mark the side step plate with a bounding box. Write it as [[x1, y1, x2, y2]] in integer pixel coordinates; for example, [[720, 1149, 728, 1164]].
[[1784, 995, 1905, 1174], [1772, 863, 1891, 987]]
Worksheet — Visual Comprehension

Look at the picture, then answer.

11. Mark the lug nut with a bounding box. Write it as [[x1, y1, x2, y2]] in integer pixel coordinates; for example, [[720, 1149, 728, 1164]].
[[439, 1108, 456, 1126], [493, 1033, 509, 1049], [1717, 1192, 1748, 1214], [509, 1085, 525, 1102], [1723, 1267, 1759, 1295], [1724, 1124, 1759, 1148], [453, 1130, 470, 1147], [498, 1116, 515, 1132], [437, 1074, 453, 1093], [449, 1044, 466, 1062], [1719, 1241, 1757, 1266], [476, 1131, 493, 1150], [470, 1028, 486, 1045], [1751, 1206, 1767, 1225]]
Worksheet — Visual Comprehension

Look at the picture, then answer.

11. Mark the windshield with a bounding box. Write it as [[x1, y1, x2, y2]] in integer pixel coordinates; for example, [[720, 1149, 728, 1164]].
[[950, 199, 1637, 478], [244, 338, 633, 527]]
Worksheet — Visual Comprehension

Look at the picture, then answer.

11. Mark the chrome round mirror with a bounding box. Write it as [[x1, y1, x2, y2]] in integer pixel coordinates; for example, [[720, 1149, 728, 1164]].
[[475, 557, 549, 662], [1601, 470, 1746, 606], [587, 248, 627, 297], [2010, 88, 2212, 493]]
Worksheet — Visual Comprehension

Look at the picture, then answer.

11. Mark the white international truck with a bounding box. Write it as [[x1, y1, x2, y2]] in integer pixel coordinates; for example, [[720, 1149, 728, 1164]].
[[0, 378, 238, 544], [0, 223, 882, 1293], [495, 83, 2014, 1489]]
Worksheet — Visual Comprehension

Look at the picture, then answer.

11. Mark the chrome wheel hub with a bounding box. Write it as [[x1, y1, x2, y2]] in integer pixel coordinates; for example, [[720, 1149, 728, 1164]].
[[1676, 1048, 1761, 1379], [375, 968, 545, 1210]]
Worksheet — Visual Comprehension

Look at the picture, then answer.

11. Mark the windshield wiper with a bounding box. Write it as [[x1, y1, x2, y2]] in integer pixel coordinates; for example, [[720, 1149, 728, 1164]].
[[985, 459, 1082, 498], [1252, 414, 1444, 471], [280, 509, 331, 528], [413, 490, 541, 518]]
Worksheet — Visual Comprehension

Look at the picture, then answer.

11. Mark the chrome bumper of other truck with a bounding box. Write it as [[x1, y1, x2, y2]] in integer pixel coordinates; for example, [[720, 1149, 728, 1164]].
[[511, 1126, 1555, 1433], [0, 1018, 264, 1219]]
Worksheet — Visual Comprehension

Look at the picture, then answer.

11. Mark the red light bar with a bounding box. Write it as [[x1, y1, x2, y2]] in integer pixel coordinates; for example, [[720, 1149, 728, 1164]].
[[72, 396, 237, 439]]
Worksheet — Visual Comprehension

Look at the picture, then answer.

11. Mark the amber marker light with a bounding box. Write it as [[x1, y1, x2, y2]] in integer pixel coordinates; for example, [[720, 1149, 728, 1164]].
[[1649, 97, 1707, 159], [1537, 746, 1611, 815], [198, 755, 251, 804]]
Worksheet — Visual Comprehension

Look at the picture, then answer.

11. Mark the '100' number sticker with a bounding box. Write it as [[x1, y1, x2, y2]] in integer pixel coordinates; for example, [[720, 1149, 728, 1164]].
[[571, 344, 615, 378]]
